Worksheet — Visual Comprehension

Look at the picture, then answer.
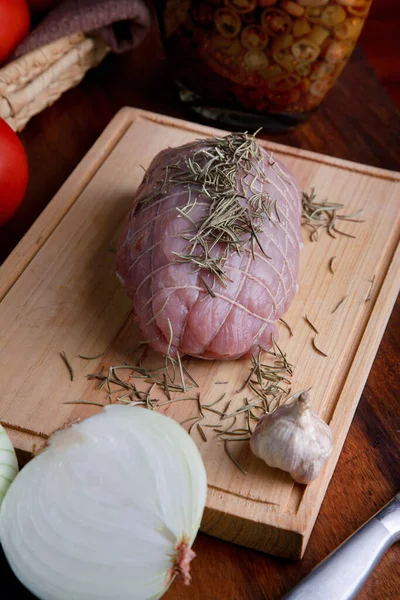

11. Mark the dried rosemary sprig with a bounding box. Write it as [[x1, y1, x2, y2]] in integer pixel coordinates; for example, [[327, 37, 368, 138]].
[[303, 314, 319, 334], [224, 440, 247, 474], [329, 256, 337, 274], [365, 275, 375, 302], [64, 400, 104, 407], [279, 317, 294, 336], [154, 132, 276, 283], [60, 351, 74, 381], [331, 295, 347, 314], [312, 337, 328, 357], [77, 352, 105, 360], [302, 188, 364, 242], [244, 346, 293, 414], [76, 336, 295, 474]]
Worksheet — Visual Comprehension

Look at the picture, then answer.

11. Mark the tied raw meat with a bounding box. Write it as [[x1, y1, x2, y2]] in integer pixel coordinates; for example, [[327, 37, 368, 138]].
[[116, 133, 302, 360]]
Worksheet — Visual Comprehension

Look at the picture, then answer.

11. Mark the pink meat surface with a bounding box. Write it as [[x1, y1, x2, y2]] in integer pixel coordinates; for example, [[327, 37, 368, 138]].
[[116, 134, 302, 360]]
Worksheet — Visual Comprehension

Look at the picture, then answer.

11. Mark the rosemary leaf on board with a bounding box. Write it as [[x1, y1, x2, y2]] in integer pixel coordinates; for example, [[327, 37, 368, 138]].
[[197, 423, 207, 442], [365, 275, 376, 302], [303, 314, 319, 334], [63, 400, 104, 407], [60, 351, 74, 381], [331, 295, 348, 314], [302, 188, 363, 242], [329, 256, 337, 274], [312, 337, 328, 357], [278, 317, 294, 336], [224, 440, 247, 474], [77, 352, 105, 360]]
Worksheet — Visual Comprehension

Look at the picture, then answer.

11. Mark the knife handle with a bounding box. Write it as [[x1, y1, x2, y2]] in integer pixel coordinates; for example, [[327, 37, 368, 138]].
[[282, 494, 400, 600]]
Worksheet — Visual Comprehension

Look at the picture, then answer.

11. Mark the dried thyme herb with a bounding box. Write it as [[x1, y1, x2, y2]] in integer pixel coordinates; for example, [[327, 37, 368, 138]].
[[60, 351, 74, 381]]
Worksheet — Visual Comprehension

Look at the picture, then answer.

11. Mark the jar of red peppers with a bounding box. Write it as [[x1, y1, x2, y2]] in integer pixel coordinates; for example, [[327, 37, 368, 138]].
[[156, 0, 373, 131]]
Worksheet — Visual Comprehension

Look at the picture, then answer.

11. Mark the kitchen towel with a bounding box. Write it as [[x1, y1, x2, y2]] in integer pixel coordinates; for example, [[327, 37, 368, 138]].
[[14, 0, 151, 57]]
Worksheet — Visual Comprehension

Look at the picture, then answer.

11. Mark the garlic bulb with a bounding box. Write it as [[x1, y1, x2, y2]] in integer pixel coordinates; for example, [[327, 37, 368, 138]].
[[250, 391, 333, 484], [0, 406, 207, 600], [0, 424, 18, 506]]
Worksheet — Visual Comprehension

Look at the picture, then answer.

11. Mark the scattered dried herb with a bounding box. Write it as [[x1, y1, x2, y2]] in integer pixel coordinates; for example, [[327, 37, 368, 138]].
[[77, 352, 105, 360], [241, 348, 293, 414], [279, 317, 293, 336], [224, 440, 247, 474], [365, 275, 376, 302], [302, 188, 364, 242], [331, 295, 348, 314], [71, 333, 295, 474], [181, 364, 199, 388], [312, 337, 328, 357], [197, 424, 207, 442], [60, 351, 74, 381], [163, 374, 171, 401], [203, 393, 227, 408], [189, 417, 203, 435], [155, 132, 277, 282], [329, 256, 337, 274], [146, 297, 169, 325], [63, 400, 104, 407], [199, 276, 216, 298], [303, 314, 319, 334]]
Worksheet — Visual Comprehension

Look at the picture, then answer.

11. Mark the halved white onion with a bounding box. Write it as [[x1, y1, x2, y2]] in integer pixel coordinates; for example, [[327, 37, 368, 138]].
[[0, 424, 18, 506], [0, 406, 207, 600]]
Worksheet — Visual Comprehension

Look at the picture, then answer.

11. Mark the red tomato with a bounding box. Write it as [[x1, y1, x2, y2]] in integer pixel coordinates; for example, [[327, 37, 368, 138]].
[[27, 0, 59, 13], [0, 119, 29, 226], [0, 0, 30, 64]]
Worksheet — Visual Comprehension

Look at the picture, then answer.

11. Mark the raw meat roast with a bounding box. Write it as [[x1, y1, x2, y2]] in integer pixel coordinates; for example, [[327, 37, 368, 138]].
[[116, 133, 302, 360]]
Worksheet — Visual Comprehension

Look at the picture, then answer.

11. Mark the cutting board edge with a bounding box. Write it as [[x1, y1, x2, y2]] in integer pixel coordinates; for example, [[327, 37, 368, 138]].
[[0, 107, 134, 303], [296, 236, 400, 524], [201, 503, 305, 560], [131, 108, 400, 182], [1, 108, 400, 559]]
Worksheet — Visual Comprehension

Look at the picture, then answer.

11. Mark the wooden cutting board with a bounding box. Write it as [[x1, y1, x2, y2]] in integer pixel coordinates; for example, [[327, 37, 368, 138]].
[[1, 108, 399, 559]]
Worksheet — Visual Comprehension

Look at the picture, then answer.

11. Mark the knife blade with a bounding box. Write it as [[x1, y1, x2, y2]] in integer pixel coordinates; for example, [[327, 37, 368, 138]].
[[282, 492, 400, 600]]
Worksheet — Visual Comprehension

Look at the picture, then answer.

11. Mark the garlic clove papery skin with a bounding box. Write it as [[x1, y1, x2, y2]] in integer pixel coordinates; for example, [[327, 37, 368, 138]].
[[0, 406, 207, 600], [250, 392, 333, 484]]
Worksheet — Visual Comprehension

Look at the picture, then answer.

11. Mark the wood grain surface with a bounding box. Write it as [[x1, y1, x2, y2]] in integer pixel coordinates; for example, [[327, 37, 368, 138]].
[[1, 108, 399, 562], [0, 14, 399, 600]]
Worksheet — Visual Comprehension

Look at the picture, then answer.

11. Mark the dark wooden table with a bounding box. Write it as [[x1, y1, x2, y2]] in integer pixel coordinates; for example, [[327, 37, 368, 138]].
[[1, 22, 399, 600]]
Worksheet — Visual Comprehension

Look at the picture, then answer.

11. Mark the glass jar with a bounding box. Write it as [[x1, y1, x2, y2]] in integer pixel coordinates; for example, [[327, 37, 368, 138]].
[[156, 0, 373, 131]]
